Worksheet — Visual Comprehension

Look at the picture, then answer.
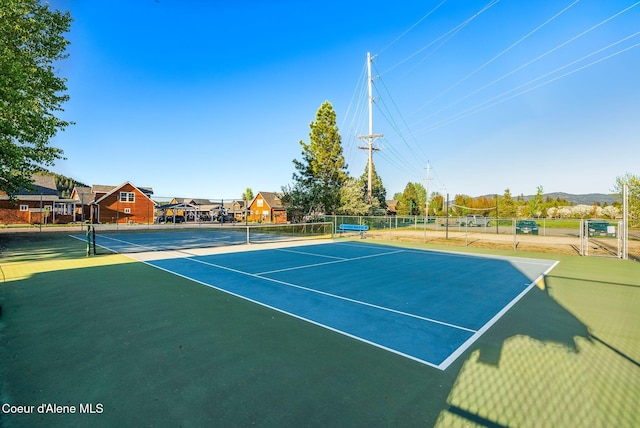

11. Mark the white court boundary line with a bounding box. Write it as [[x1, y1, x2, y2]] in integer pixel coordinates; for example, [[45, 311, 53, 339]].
[[136, 259, 446, 369], [72, 234, 559, 370], [187, 255, 477, 334], [439, 260, 560, 369], [256, 249, 405, 275]]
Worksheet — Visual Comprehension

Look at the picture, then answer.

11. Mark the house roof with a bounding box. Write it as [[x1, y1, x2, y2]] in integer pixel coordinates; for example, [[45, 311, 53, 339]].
[[190, 198, 212, 205], [72, 186, 95, 203], [226, 200, 245, 209], [93, 181, 156, 205], [170, 197, 210, 205], [254, 191, 284, 209], [157, 202, 197, 210], [0, 174, 59, 201], [91, 184, 115, 194]]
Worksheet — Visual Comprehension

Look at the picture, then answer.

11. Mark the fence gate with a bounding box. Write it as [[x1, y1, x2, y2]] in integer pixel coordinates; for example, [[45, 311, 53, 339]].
[[581, 220, 625, 259]]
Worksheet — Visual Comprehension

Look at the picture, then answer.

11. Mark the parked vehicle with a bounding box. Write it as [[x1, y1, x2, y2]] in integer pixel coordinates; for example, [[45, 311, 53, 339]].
[[460, 215, 491, 227], [516, 220, 539, 235], [215, 213, 237, 223], [586, 220, 614, 237], [156, 215, 185, 224], [439, 215, 491, 227]]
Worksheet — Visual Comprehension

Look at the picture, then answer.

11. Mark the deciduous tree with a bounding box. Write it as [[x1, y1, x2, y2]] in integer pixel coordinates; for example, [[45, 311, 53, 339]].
[[242, 188, 253, 202], [397, 182, 420, 216], [613, 172, 640, 226], [338, 177, 369, 216], [0, 0, 72, 199], [528, 185, 544, 218]]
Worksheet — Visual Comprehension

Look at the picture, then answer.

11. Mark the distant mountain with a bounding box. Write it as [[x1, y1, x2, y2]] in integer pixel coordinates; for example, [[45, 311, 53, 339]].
[[38, 171, 88, 199], [541, 192, 620, 206], [477, 192, 620, 205]]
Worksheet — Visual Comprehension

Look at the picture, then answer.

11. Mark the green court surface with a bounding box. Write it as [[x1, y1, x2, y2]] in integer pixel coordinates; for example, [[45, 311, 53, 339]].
[[0, 232, 638, 427]]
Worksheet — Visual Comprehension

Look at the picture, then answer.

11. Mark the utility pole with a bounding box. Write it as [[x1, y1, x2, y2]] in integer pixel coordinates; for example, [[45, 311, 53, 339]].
[[423, 162, 431, 243], [358, 52, 382, 204], [425, 162, 431, 217]]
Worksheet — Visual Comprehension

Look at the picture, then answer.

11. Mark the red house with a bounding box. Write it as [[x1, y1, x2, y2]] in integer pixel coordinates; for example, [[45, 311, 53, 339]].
[[0, 175, 60, 224], [71, 182, 155, 224], [247, 191, 287, 224]]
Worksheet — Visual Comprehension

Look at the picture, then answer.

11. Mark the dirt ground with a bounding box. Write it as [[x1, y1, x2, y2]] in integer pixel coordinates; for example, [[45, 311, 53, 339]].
[[366, 229, 640, 259]]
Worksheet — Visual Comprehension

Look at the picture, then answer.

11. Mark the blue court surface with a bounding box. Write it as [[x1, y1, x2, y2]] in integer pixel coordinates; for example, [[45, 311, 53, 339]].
[[95, 238, 558, 370]]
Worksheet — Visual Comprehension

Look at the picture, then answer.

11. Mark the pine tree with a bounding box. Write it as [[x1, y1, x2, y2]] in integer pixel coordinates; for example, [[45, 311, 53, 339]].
[[289, 101, 348, 215], [359, 162, 387, 210], [499, 189, 517, 218]]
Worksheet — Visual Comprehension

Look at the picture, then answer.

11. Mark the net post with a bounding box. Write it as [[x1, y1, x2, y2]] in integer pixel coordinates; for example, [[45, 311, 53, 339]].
[[86, 223, 91, 257]]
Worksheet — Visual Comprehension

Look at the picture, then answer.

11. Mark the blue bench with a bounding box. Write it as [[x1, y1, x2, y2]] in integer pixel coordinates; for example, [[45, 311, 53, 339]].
[[337, 223, 368, 238]]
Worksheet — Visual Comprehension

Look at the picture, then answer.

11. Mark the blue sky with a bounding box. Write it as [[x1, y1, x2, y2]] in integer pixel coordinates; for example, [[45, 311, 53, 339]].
[[49, 0, 640, 201]]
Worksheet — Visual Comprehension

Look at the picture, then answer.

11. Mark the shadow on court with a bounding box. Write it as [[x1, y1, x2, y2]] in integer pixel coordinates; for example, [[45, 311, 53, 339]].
[[436, 258, 640, 427], [472, 284, 589, 367]]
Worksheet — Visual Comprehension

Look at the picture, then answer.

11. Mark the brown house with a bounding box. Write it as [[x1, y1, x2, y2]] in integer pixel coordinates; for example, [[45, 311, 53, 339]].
[[0, 175, 60, 224], [71, 182, 155, 224], [229, 200, 246, 220], [247, 191, 287, 224], [386, 200, 399, 216]]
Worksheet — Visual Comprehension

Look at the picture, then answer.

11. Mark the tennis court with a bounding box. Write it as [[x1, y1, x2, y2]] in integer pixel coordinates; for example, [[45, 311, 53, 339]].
[[2, 231, 639, 426], [89, 231, 558, 370]]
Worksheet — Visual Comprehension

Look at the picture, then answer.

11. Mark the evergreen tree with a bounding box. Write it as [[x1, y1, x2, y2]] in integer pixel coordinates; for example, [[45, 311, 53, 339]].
[[1, 1, 73, 200], [499, 188, 517, 218], [359, 162, 387, 210], [288, 101, 348, 215]]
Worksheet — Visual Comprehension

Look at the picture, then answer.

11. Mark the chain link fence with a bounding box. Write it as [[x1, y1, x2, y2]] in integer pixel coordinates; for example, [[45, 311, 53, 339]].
[[327, 215, 639, 260]]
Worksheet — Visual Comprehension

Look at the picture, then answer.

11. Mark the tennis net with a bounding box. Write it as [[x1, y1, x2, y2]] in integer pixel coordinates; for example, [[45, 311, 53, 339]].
[[88, 222, 333, 254]]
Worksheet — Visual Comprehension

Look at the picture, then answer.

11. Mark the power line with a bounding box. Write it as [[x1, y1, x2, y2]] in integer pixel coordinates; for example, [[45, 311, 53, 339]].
[[413, 0, 640, 130], [417, 0, 581, 112], [377, 0, 448, 55], [380, 0, 500, 76], [415, 33, 640, 135]]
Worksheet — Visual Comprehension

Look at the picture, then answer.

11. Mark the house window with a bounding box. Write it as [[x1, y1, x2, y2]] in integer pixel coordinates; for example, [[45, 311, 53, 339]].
[[124, 208, 131, 214], [20, 204, 29, 211], [120, 192, 135, 202], [257, 199, 264, 208]]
